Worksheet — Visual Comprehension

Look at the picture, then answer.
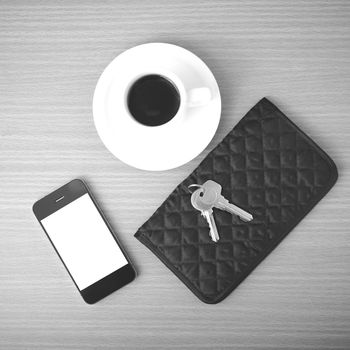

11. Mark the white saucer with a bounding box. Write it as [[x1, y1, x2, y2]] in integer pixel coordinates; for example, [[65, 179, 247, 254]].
[[93, 43, 221, 171]]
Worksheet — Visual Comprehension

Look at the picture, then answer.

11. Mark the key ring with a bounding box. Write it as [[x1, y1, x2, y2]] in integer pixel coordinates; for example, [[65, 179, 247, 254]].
[[188, 184, 203, 193]]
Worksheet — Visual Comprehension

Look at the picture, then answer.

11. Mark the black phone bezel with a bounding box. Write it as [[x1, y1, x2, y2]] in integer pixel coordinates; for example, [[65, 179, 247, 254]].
[[32, 178, 136, 304]]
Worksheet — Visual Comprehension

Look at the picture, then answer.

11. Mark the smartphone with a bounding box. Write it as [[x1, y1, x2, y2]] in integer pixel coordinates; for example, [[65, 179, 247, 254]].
[[33, 179, 136, 304]]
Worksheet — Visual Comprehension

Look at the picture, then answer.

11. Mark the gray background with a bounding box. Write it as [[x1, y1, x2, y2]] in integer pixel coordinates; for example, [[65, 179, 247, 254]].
[[1, 1, 350, 349]]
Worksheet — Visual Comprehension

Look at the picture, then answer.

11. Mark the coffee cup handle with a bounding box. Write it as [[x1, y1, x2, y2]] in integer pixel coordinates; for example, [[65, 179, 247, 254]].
[[187, 87, 212, 108]]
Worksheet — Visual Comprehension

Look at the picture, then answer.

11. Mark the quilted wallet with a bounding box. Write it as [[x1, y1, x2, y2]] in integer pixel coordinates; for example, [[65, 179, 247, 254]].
[[135, 98, 338, 304]]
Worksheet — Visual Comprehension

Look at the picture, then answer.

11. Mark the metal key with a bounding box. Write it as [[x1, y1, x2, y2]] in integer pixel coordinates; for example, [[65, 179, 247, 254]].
[[191, 188, 220, 242], [201, 180, 253, 222]]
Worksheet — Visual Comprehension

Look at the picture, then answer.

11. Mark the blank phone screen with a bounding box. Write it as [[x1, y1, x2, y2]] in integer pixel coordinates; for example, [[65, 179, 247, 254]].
[[41, 193, 128, 290]]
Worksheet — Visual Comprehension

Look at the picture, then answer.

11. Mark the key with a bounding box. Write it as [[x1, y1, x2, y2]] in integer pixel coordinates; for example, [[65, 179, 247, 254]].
[[202, 209, 220, 242], [201, 180, 253, 222], [191, 188, 220, 242]]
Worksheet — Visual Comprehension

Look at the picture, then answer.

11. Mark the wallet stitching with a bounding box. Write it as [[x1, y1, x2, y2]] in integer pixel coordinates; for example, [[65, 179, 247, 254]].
[[135, 97, 338, 304]]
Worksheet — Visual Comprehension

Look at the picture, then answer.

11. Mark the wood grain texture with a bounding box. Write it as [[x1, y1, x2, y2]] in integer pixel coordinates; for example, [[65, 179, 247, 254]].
[[1, 0, 350, 349]]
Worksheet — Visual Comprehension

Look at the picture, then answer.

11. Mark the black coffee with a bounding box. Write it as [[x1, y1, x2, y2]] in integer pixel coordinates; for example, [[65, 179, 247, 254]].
[[127, 74, 180, 127]]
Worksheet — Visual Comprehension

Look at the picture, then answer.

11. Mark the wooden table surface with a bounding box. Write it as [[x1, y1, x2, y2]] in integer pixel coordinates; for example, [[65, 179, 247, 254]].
[[1, 1, 350, 349]]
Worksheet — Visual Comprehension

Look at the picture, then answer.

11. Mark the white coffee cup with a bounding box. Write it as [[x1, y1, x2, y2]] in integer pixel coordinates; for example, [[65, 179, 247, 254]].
[[106, 65, 213, 132], [93, 43, 221, 171]]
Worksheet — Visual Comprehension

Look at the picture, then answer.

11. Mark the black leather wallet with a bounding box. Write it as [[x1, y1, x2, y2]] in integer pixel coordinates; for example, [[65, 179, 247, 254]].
[[135, 98, 338, 303]]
